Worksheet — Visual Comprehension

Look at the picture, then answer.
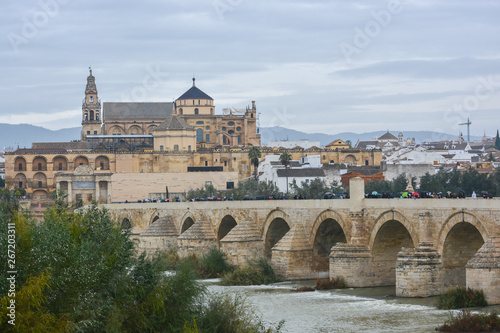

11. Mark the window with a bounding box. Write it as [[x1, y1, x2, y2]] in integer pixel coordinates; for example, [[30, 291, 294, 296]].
[[205, 126, 210, 130], [206, 134, 210, 142], [238, 135, 241, 144], [224, 161, 227, 166], [251, 113, 253, 118], [18, 163, 22, 171], [84, 113, 88, 121], [160, 145, 164, 152], [188, 145, 191, 151], [196, 121, 204, 125], [19, 182, 23, 188], [194, 108, 199, 115], [179, 108, 183, 115], [89, 96, 93, 102], [226, 182, 234, 189], [94, 131, 97, 134], [90, 110, 94, 120], [38, 163, 42, 170], [365, 160, 369, 166], [222, 127, 226, 131], [243, 164, 247, 170], [58, 163, 63, 170], [87, 131, 90, 135], [174, 144, 179, 152], [228, 121, 234, 126], [198, 100, 200, 105], [228, 130, 234, 134], [205, 161, 208, 166], [100, 162, 104, 169], [196, 129, 203, 142], [96, 114, 99, 121], [236, 127, 241, 131]]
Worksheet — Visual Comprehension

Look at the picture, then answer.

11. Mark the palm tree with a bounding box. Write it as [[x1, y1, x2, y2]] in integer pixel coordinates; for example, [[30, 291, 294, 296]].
[[279, 152, 292, 194], [248, 146, 261, 181]]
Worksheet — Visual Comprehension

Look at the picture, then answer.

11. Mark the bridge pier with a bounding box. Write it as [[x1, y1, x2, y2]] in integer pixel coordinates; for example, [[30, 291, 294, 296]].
[[220, 217, 264, 266], [466, 237, 500, 304], [396, 242, 443, 297], [329, 243, 373, 287], [177, 219, 217, 258], [271, 225, 315, 280]]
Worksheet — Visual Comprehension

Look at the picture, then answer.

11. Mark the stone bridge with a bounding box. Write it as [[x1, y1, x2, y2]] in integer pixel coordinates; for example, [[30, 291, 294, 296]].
[[103, 178, 500, 303]]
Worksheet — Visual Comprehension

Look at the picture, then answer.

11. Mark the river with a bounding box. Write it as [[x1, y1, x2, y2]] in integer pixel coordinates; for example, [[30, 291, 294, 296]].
[[205, 279, 499, 333]]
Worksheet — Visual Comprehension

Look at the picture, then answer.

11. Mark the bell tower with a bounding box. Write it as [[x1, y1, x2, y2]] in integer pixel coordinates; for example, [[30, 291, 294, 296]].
[[81, 67, 102, 140]]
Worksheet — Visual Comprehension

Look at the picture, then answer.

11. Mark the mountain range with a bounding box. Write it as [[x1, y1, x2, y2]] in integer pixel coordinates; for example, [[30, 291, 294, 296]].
[[0, 123, 482, 151]]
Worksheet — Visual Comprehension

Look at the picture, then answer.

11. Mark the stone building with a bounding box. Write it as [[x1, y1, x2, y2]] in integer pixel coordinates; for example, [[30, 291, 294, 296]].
[[4, 69, 383, 202]]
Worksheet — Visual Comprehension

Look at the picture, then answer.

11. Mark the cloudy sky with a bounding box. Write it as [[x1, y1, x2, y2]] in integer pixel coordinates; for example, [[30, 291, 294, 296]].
[[1, 0, 500, 137]]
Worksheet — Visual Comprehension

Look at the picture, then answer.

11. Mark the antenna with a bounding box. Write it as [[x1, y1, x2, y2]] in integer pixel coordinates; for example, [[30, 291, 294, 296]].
[[459, 117, 472, 143]]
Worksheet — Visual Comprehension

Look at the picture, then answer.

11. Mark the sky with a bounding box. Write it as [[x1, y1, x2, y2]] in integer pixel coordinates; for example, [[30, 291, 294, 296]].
[[1, 0, 500, 138]]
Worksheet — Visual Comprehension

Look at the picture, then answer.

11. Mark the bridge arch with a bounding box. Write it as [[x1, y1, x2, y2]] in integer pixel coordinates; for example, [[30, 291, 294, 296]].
[[150, 215, 160, 225], [180, 212, 195, 234], [438, 211, 487, 288], [262, 209, 291, 261], [369, 210, 417, 286], [311, 210, 349, 272], [121, 218, 132, 230], [218, 215, 237, 247]]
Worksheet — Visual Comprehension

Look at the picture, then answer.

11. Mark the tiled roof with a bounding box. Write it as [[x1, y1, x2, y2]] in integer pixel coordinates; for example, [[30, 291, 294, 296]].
[[177, 86, 213, 100], [378, 132, 398, 140], [154, 115, 194, 131], [32, 142, 87, 150], [103, 102, 173, 121], [355, 141, 379, 149], [277, 168, 325, 178]]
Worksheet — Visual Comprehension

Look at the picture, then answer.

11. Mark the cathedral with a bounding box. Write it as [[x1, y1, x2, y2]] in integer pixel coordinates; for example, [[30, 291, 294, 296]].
[[4, 69, 382, 204], [81, 68, 260, 150]]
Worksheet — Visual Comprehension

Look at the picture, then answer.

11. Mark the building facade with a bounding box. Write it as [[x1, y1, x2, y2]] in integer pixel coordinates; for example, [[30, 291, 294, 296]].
[[4, 69, 383, 202]]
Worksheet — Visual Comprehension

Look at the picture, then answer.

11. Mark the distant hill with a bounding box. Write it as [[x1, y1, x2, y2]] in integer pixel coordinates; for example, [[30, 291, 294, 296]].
[[0, 123, 483, 151], [259, 127, 482, 146], [0, 123, 80, 150]]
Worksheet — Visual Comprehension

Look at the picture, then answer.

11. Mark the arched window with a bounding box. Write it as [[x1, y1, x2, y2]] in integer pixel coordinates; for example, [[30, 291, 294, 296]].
[[179, 108, 183, 115], [196, 128, 203, 142], [90, 110, 94, 121], [194, 108, 199, 115], [188, 145, 191, 151], [96, 113, 99, 121], [84, 112, 88, 121], [89, 96, 93, 102]]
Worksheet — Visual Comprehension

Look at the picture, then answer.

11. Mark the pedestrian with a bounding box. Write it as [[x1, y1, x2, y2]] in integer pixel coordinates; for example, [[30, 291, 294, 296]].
[[471, 191, 477, 199]]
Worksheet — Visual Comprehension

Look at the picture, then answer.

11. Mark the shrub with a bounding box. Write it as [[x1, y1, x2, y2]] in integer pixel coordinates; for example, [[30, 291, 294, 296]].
[[315, 277, 346, 290], [198, 247, 234, 278], [221, 258, 280, 286], [197, 293, 283, 333], [437, 287, 487, 309], [437, 309, 500, 332]]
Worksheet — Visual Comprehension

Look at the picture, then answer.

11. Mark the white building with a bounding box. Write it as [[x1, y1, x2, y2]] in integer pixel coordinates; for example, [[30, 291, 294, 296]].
[[267, 139, 321, 150], [259, 154, 326, 193]]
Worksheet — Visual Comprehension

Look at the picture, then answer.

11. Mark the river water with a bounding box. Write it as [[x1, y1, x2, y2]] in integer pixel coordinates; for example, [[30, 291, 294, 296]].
[[205, 279, 499, 333]]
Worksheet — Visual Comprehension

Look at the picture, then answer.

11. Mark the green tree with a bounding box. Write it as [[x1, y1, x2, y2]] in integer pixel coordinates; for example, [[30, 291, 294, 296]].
[[226, 179, 282, 200], [495, 129, 500, 149], [248, 146, 261, 181], [290, 178, 330, 199], [488, 152, 496, 162], [0, 178, 4, 188], [279, 152, 292, 194]]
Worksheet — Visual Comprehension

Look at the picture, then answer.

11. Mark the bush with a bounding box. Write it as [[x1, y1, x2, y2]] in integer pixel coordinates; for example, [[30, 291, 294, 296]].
[[198, 247, 234, 278], [437, 309, 500, 332], [221, 258, 280, 286], [437, 287, 487, 309], [315, 277, 346, 290], [196, 293, 284, 333]]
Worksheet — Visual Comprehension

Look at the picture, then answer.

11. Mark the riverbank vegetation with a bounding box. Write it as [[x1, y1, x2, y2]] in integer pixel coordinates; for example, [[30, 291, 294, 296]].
[[315, 277, 347, 290], [437, 309, 500, 332], [0, 190, 282, 332], [437, 287, 487, 309], [221, 258, 281, 286]]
